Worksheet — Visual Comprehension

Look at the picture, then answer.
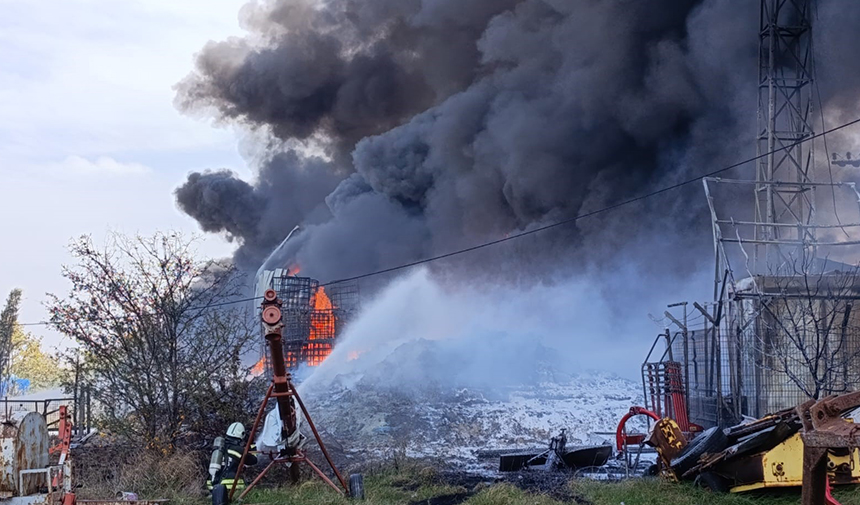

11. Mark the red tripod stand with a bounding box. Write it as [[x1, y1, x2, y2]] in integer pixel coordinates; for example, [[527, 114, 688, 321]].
[[228, 289, 351, 501]]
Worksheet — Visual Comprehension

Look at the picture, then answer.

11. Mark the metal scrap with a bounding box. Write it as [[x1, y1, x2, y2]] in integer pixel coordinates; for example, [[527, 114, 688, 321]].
[[799, 392, 860, 505]]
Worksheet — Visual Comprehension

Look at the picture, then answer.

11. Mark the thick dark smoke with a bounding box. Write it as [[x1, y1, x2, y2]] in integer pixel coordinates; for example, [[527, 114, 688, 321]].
[[176, 150, 341, 266], [176, 0, 520, 160], [174, 0, 860, 282]]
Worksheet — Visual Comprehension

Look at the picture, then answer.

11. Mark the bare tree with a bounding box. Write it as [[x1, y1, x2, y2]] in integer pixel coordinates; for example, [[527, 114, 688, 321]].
[[750, 251, 860, 401], [0, 289, 22, 395], [47, 232, 257, 450]]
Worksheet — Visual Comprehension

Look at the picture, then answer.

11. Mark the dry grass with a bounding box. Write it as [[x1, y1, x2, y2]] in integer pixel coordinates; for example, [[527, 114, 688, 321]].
[[572, 478, 860, 505], [75, 450, 205, 505]]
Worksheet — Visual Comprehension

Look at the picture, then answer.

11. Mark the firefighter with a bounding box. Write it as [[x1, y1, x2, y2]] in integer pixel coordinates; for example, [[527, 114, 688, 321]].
[[208, 422, 257, 504]]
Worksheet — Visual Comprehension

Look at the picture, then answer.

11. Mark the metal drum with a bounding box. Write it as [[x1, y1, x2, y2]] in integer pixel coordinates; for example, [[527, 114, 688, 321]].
[[0, 411, 49, 496]]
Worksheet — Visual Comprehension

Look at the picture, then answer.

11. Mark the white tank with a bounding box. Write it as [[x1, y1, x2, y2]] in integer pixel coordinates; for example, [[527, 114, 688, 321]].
[[0, 411, 49, 496]]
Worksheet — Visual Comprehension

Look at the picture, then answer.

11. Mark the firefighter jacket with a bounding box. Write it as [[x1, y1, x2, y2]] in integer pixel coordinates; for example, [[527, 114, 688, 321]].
[[208, 436, 257, 490]]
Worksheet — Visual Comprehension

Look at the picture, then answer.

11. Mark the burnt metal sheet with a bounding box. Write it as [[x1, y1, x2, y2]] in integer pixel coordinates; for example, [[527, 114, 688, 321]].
[[498, 444, 612, 472]]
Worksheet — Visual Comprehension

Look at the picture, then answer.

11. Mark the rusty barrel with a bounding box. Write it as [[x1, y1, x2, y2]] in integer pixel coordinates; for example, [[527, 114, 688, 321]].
[[0, 411, 49, 496]]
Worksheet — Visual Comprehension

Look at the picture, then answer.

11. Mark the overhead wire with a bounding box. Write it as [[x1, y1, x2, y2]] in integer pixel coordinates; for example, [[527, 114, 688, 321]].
[[15, 115, 860, 327], [811, 4, 850, 238], [320, 115, 860, 287]]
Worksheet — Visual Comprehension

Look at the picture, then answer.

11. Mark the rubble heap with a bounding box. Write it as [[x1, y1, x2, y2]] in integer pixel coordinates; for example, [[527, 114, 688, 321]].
[[300, 339, 641, 470]]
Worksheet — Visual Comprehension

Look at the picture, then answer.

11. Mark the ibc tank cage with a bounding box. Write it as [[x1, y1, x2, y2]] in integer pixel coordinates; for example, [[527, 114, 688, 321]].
[[258, 268, 360, 372]]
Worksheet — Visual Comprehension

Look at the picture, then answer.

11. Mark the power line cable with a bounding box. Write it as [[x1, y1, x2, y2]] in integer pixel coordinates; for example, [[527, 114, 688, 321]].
[[810, 6, 850, 238], [320, 116, 860, 287], [17, 115, 860, 325]]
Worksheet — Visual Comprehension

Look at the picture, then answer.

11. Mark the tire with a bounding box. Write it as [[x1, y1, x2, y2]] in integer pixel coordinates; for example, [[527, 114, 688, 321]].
[[349, 474, 365, 500], [732, 422, 796, 459], [695, 471, 730, 493], [671, 427, 728, 477], [211, 484, 229, 505]]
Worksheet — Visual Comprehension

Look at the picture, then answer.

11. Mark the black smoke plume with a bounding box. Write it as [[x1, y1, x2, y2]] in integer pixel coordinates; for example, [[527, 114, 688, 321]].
[[174, 0, 860, 283]]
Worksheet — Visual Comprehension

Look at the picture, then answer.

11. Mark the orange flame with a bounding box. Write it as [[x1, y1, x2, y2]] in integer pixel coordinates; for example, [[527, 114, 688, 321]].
[[250, 356, 266, 376], [348, 350, 366, 361], [314, 286, 333, 311], [305, 286, 335, 366], [288, 264, 301, 276]]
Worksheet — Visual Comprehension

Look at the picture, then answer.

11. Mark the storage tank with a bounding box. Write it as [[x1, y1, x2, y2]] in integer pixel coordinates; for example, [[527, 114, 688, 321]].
[[0, 411, 49, 497]]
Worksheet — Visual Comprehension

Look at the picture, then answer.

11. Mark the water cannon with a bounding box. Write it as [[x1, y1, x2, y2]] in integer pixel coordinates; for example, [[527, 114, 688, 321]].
[[226, 289, 360, 501], [261, 289, 282, 327]]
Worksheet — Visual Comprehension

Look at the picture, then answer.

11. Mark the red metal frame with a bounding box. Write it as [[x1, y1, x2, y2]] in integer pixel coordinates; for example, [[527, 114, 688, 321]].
[[50, 405, 72, 456], [50, 406, 72, 489], [228, 290, 348, 501], [49, 405, 75, 504], [616, 406, 660, 452], [825, 477, 842, 505]]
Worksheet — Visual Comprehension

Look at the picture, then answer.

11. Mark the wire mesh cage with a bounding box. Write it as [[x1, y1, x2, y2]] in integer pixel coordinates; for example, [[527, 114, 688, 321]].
[[263, 271, 361, 371], [273, 275, 319, 310], [327, 281, 360, 314], [662, 313, 860, 428]]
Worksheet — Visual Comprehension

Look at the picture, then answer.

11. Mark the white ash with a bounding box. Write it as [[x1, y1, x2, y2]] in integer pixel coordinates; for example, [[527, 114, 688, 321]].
[[300, 340, 642, 470]]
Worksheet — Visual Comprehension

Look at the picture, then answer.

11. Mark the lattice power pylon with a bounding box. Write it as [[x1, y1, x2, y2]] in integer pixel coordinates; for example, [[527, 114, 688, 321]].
[[704, 0, 860, 297], [754, 0, 815, 271]]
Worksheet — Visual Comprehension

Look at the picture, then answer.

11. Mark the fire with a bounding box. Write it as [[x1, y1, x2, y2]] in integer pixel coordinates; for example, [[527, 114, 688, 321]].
[[306, 286, 335, 366], [271, 282, 340, 369], [288, 264, 301, 276], [314, 286, 333, 311], [250, 356, 266, 376], [348, 350, 366, 361]]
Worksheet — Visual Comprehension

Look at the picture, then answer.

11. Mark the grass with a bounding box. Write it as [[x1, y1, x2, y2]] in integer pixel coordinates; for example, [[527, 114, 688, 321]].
[[573, 479, 860, 505], [244, 479, 561, 505], [244, 463, 469, 505], [128, 460, 860, 505]]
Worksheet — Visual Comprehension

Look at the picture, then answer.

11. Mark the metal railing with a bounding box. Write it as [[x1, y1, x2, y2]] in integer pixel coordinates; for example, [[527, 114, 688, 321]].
[[0, 394, 91, 433], [0, 398, 72, 428]]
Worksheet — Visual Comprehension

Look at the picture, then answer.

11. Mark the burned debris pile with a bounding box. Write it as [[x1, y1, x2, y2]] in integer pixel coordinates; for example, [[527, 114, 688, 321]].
[[299, 340, 640, 471], [640, 391, 860, 499], [496, 430, 611, 473]]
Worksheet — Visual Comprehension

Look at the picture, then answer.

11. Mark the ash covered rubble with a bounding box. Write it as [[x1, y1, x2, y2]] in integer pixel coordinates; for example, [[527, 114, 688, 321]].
[[298, 337, 641, 471]]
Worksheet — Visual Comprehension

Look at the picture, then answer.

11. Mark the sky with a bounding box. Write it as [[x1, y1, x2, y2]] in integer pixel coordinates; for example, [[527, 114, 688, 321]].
[[0, 0, 251, 348]]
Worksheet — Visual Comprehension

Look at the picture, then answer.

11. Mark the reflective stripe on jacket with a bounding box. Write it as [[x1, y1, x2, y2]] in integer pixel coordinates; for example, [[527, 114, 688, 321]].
[[207, 478, 245, 490]]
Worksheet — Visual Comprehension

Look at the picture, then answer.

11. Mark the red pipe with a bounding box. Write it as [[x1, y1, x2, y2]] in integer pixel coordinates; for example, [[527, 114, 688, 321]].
[[616, 406, 660, 452]]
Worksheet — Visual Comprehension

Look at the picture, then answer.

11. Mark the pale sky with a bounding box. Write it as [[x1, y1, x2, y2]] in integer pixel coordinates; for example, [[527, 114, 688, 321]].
[[0, 0, 252, 348]]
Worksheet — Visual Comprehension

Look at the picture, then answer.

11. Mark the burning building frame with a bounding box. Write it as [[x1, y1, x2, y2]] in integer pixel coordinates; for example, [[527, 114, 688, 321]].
[[256, 268, 360, 373]]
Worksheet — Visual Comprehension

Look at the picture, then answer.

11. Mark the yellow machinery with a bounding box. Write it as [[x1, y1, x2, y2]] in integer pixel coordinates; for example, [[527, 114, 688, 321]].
[[667, 392, 860, 504], [727, 432, 860, 493]]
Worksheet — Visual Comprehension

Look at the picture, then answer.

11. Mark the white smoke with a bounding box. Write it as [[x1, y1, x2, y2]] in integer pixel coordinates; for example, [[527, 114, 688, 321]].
[[300, 265, 711, 395]]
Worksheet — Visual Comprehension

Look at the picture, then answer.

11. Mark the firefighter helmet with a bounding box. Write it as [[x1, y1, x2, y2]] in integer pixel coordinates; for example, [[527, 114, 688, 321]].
[[226, 422, 245, 439]]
